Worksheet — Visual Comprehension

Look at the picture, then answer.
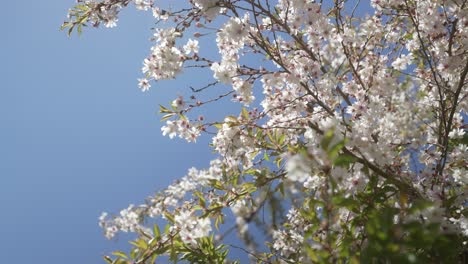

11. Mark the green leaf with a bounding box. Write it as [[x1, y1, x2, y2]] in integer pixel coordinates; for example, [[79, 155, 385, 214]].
[[77, 14, 88, 24], [328, 139, 346, 159], [215, 214, 224, 230], [161, 113, 175, 121], [75, 5, 89, 11], [213, 123, 223, 129], [333, 154, 356, 167], [321, 128, 335, 150], [153, 224, 161, 239], [249, 150, 259, 159], [130, 248, 138, 259], [333, 196, 359, 212], [194, 191, 206, 207], [164, 212, 175, 223], [278, 182, 285, 196], [159, 104, 173, 114], [164, 224, 171, 234], [60, 22, 70, 31], [242, 182, 257, 193], [112, 251, 128, 259], [130, 239, 148, 250], [103, 256, 114, 264], [241, 107, 249, 119], [266, 131, 274, 143], [67, 25, 74, 37], [275, 157, 283, 168], [243, 168, 259, 176], [211, 180, 225, 190], [151, 252, 158, 263], [278, 133, 286, 145]]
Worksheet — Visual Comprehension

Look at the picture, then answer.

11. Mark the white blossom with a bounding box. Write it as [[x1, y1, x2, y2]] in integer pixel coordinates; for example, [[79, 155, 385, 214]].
[[183, 39, 199, 55]]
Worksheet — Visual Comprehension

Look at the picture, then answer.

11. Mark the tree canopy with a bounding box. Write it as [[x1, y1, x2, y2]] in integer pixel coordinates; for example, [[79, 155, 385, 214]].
[[64, 0, 468, 263]]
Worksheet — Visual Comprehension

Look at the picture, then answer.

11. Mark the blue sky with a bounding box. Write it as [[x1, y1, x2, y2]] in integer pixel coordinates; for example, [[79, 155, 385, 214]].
[[0, 1, 220, 263]]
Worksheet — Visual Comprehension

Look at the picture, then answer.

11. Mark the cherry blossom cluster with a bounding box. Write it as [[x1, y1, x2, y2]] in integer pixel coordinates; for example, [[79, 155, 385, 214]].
[[65, 0, 468, 262]]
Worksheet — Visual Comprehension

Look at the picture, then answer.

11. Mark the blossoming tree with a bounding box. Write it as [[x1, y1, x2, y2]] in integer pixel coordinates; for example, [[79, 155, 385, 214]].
[[64, 0, 468, 263]]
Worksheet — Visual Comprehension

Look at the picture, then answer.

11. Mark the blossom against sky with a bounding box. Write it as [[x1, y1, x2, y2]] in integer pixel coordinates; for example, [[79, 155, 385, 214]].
[[0, 1, 218, 263]]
